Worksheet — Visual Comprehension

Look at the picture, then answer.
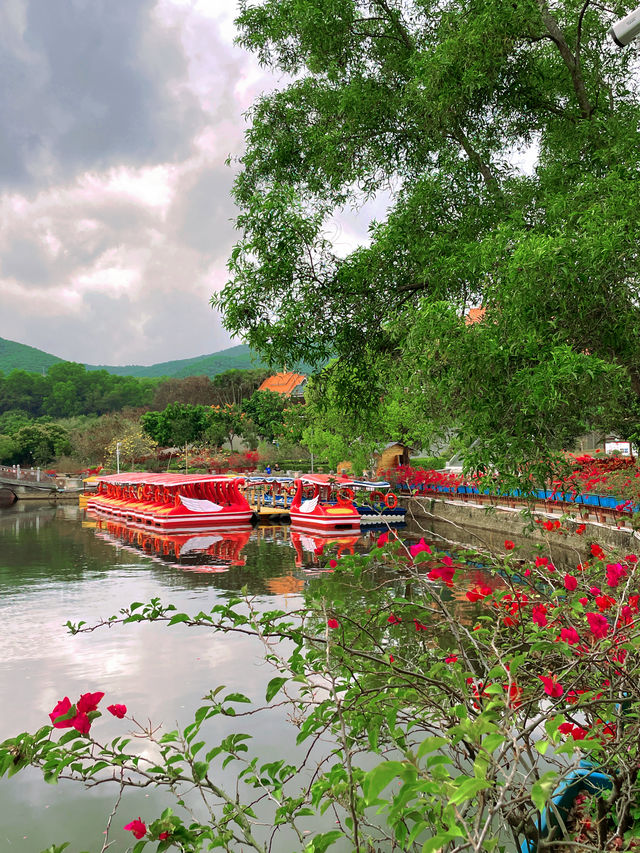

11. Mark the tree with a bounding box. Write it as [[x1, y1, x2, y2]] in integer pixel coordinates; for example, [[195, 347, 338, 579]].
[[206, 404, 245, 451], [213, 0, 640, 478], [104, 427, 157, 470], [242, 389, 287, 442], [12, 423, 72, 466], [141, 403, 210, 448]]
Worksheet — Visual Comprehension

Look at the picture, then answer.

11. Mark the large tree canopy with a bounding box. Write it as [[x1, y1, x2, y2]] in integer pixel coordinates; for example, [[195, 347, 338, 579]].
[[213, 0, 640, 474]]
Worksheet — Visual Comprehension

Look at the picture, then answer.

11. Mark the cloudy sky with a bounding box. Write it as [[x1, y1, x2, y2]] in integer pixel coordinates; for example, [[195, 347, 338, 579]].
[[0, 0, 375, 366]]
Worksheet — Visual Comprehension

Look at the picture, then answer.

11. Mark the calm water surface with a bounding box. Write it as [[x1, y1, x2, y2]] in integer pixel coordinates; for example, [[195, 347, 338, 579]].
[[0, 504, 404, 852]]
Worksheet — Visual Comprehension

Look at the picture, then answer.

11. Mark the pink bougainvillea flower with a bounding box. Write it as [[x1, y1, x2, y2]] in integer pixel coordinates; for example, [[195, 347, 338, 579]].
[[107, 704, 127, 719], [327, 618, 339, 629], [377, 532, 389, 548], [409, 538, 430, 557], [72, 711, 91, 734], [387, 613, 401, 625], [76, 692, 104, 714], [124, 819, 147, 839], [539, 674, 563, 698], [587, 611, 609, 639], [606, 563, 626, 588], [532, 604, 548, 628], [560, 627, 580, 645], [329, 559, 338, 569], [504, 540, 515, 551], [564, 574, 578, 592], [49, 697, 74, 728], [444, 654, 458, 663]]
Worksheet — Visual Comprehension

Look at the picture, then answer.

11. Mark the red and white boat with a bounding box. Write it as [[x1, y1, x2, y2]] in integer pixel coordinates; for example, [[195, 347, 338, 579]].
[[86, 473, 254, 531]]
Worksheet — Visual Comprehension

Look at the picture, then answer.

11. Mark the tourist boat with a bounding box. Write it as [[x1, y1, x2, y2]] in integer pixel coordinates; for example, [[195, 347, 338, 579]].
[[246, 474, 405, 531], [86, 473, 254, 531]]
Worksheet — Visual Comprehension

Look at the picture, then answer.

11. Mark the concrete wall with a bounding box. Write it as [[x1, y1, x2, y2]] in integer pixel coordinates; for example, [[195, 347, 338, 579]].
[[403, 495, 638, 566]]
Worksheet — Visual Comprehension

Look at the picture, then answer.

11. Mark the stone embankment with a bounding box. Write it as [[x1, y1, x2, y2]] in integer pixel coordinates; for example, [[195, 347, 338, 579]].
[[403, 494, 638, 563]]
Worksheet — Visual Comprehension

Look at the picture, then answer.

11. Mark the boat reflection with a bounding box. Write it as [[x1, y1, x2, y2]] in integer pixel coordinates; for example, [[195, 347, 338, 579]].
[[91, 515, 252, 570]]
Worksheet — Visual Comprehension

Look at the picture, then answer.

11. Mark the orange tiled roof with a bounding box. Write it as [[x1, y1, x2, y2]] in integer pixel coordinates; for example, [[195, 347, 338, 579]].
[[258, 372, 307, 396], [465, 307, 486, 326]]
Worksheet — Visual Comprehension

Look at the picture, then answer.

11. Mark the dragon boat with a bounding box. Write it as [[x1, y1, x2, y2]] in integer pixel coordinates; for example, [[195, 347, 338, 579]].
[[86, 473, 254, 531]]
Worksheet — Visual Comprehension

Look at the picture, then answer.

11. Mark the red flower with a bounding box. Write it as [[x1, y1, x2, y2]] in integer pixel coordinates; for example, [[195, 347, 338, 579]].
[[535, 557, 549, 567], [313, 544, 324, 556], [329, 559, 338, 569], [76, 692, 104, 714], [626, 554, 638, 563], [377, 532, 389, 548], [387, 613, 401, 625], [49, 697, 74, 729], [124, 819, 147, 840], [72, 712, 91, 734], [560, 627, 580, 645], [327, 618, 339, 629], [444, 655, 458, 663], [587, 611, 609, 638], [413, 619, 428, 631], [504, 540, 515, 550], [542, 520, 554, 531], [576, 524, 586, 535], [466, 585, 491, 603], [389, 654, 395, 663], [159, 831, 170, 840], [538, 674, 563, 698], [564, 574, 578, 592], [595, 595, 615, 612], [107, 704, 127, 719], [578, 597, 588, 606], [590, 543, 605, 559], [532, 604, 548, 627]]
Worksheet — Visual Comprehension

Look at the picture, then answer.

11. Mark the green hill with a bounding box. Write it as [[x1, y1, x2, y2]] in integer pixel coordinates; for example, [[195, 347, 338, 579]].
[[0, 337, 275, 379], [0, 337, 64, 374], [87, 344, 268, 378]]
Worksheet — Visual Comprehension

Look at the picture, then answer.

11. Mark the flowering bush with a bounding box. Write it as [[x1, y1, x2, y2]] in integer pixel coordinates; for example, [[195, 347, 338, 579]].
[[2, 538, 640, 851]]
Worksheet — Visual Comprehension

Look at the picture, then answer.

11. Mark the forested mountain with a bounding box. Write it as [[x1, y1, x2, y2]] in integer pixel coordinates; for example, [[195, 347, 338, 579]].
[[0, 336, 266, 378]]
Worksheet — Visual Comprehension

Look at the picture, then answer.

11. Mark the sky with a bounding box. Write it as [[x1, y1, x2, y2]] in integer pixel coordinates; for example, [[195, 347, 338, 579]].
[[0, 0, 378, 366]]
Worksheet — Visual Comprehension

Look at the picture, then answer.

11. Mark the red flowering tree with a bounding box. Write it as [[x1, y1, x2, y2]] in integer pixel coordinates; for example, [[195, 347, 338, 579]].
[[2, 540, 640, 850]]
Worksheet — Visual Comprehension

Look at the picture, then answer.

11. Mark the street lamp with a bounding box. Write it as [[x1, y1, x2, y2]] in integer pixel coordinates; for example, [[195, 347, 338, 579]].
[[116, 441, 121, 475], [610, 5, 640, 47]]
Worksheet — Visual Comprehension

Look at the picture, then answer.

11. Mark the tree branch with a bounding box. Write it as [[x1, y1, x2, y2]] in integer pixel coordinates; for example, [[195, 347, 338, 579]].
[[536, 0, 593, 117]]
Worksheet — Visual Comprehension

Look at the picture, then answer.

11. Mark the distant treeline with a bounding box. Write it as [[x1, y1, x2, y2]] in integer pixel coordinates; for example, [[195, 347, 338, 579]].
[[0, 362, 273, 420]]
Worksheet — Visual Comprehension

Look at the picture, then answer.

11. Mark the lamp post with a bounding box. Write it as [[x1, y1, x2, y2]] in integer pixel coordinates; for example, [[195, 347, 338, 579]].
[[116, 442, 121, 475]]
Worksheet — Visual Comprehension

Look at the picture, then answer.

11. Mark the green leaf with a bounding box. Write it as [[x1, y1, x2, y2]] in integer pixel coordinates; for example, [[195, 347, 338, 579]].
[[265, 676, 288, 703], [531, 771, 558, 812], [168, 613, 191, 625], [449, 777, 492, 805], [363, 760, 404, 804]]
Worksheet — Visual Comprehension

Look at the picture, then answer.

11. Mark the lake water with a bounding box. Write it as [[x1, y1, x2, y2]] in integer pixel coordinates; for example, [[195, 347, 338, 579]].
[[0, 504, 416, 851]]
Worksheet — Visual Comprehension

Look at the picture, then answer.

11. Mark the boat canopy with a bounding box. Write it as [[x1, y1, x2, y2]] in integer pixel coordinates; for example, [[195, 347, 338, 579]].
[[94, 473, 242, 486], [244, 474, 390, 490]]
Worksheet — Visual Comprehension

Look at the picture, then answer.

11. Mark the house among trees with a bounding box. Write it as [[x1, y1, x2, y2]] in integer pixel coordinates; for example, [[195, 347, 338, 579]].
[[258, 372, 307, 400]]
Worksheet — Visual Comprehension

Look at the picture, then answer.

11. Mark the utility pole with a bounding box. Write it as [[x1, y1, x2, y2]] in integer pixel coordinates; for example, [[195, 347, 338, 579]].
[[116, 442, 121, 474]]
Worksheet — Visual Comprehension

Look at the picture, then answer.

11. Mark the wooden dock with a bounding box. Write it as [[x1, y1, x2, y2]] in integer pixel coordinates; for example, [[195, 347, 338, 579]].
[[250, 504, 291, 522]]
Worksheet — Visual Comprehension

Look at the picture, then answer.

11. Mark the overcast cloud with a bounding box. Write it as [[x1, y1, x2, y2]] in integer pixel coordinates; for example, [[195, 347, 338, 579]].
[[0, 0, 379, 366]]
